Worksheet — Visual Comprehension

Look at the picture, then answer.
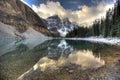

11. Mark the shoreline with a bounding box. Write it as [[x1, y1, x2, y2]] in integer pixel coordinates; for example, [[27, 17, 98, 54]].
[[64, 37, 120, 46], [1, 37, 120, 46]]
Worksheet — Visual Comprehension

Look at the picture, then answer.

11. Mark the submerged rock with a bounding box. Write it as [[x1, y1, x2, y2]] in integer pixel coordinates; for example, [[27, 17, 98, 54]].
[[68, 70, 74, 73]]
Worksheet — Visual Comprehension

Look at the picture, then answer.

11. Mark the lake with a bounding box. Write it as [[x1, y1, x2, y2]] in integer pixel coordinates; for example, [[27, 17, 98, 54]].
[[0, 39, 120, 80]]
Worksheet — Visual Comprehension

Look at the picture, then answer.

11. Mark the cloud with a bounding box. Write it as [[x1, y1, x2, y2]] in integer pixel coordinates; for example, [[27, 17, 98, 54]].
[[20, 0, 31, 7], [32, 1, 114, 26], [32, 2, 66, 18]]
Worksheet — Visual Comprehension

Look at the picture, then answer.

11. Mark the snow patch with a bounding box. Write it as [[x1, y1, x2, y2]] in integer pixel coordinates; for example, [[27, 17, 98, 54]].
[[66, 37, 120, 46], [58, 28, 68, 37]]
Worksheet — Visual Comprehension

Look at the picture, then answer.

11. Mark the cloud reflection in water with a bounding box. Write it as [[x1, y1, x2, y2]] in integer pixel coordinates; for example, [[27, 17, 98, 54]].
[[34, 50, 105, 71]]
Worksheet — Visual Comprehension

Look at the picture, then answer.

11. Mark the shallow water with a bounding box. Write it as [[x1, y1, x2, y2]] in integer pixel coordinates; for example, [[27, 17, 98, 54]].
[[0, 39, 120, 80]]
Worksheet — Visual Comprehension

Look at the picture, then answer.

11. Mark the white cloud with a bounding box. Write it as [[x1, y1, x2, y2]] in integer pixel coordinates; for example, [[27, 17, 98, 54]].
[[20, 0, 31, 7], [32, 2, 66, 19], [32, 1, 114, 26]]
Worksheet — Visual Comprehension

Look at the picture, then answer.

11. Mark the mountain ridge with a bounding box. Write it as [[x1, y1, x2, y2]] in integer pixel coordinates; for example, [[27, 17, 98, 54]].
[[46, 15, 79, 37], [0, 0, 52, 37]]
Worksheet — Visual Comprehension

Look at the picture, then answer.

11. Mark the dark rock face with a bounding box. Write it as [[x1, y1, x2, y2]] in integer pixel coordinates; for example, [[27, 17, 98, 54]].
[[46, 15, 78, 37], [0, 0, 51, 36], [46, 15, 61, 37]]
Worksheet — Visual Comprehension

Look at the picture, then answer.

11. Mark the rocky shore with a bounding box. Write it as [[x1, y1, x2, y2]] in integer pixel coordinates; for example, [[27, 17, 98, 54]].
[[18, 58, 120, 80]]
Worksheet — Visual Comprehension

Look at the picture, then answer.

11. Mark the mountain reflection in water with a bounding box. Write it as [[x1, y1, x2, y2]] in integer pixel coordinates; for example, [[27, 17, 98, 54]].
[[18, 40, 105, 80], [1, 39, 120, 80], [33, 50, 104, 71]]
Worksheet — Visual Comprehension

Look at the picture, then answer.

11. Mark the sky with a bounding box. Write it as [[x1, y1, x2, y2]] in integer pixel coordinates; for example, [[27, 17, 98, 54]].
[[21, 0, 115, 26]]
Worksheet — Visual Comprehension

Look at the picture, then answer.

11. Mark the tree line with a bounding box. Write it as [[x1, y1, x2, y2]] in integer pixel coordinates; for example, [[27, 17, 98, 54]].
[[66, 0, 120, 38]]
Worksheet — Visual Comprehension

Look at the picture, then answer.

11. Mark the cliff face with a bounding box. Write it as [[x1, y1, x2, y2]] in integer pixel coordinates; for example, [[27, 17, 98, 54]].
[[47, 15, 78, 37], [0, 0, 51, 36]]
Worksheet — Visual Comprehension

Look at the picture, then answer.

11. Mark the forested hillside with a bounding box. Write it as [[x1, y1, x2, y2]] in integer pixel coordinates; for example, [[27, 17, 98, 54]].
[[66, 0, 120, 38]]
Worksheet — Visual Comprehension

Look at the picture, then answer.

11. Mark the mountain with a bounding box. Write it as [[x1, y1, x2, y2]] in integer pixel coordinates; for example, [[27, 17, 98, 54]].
[[0, 0, 51, 39], [0, 22, 48, 39], [46, 15, 78, 37]]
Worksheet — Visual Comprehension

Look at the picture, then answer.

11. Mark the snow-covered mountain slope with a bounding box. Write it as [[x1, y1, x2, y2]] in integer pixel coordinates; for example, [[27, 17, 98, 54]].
[[46, 15, 78, 37], [0, 22, 49, 39]]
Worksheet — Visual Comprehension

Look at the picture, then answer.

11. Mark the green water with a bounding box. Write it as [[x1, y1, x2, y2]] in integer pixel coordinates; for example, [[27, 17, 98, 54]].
[[0, 39, 120, 80]]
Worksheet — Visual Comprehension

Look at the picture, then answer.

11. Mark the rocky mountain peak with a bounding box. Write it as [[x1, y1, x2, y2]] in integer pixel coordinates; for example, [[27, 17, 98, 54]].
[[47, 15, 60, 20], [46, 15, 78, 37], [0, 0, 51, 36]]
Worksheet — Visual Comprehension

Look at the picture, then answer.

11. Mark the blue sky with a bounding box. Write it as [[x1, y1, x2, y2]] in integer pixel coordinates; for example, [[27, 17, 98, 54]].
[[22, 0, 114, 10]]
